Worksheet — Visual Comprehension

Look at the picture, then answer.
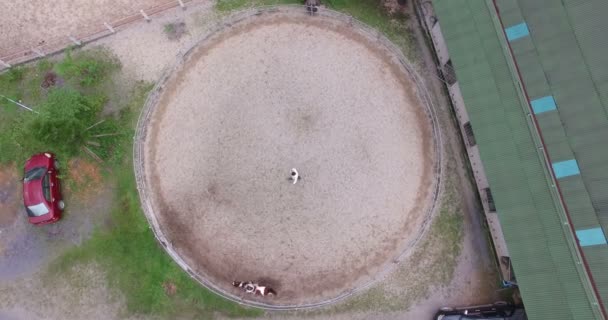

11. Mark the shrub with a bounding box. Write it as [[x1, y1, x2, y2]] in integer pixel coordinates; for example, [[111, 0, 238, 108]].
[[10, 88, 106, 160], [163, 22, 187, 40], [55, 48, 121, 87]]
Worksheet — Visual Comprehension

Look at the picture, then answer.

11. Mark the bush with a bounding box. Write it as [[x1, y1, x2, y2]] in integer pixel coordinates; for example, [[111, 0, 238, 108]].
[[55, 48, 121, 87], [163, 22, 187, 40], [8, 88, 106, 161], [0, 48, 124, 164]]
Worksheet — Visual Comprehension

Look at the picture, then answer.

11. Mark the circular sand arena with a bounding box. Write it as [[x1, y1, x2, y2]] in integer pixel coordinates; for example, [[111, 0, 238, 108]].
[[135, 7, 439, 308]]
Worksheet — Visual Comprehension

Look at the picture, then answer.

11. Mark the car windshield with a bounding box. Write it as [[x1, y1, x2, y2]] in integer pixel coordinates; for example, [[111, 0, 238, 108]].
[[24, 167, 46, 181], [26, 203, 49, 217]]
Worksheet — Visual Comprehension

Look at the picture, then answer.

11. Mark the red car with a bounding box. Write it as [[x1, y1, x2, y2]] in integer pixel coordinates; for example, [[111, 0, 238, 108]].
[[23, 152, 64, 225]]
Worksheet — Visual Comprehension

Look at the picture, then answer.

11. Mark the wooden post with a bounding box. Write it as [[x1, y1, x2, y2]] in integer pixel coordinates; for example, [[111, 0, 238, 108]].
[[31, 47, 46, 58], [178, 0, 186, 9], [68, 35, 82, 46], [140, 9, 151, 21], [0, 59, 11, 68], [104, 22, 116, 33]]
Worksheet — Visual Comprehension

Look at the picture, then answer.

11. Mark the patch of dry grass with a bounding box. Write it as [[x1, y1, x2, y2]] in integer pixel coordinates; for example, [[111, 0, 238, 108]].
[[64, 158, 104, 201]]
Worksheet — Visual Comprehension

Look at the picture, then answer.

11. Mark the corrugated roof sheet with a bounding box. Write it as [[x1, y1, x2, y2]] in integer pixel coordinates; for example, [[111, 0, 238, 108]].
[[433, 0, 608, 319], [500, 0, 608, 310]]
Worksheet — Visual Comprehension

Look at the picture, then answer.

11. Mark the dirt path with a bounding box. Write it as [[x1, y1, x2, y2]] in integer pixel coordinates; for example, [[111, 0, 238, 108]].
[[397, 6, 499, 314]]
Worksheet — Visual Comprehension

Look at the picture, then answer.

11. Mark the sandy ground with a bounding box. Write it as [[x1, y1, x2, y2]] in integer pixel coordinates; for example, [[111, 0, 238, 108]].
[[91, 1, 221, 82], [144, 11, 436, 305], [0, 2, 499, 319], [0, 0, 174, 57]]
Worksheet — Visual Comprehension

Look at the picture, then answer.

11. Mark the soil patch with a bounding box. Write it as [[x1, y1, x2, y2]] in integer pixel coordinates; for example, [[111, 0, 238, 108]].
[[0, 165, 20, 226], [66, 158, 103, 201]]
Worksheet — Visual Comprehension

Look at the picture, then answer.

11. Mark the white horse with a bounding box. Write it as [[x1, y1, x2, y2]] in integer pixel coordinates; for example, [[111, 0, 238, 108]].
[[290, 168, 300, 184]]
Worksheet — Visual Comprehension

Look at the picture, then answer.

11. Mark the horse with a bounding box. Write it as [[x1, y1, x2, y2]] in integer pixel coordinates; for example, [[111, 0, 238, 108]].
[[290, 168, 301, 184], [232, 281, 277, 296]]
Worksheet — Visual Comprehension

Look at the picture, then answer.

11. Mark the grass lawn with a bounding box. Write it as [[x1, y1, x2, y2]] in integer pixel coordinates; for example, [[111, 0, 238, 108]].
[[216, 0, 299, 12]]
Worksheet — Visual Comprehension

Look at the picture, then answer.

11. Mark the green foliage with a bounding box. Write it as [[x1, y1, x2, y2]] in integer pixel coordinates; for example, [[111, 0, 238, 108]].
[[164, 23, 175, 34], [36, 59, 54, 74], [215, 0, 299, 12], [216, 0, 252, 11], [55, 48, 120, 87], [85, 82, 153, 166], [7, 88, 104, 162], [0, 48, 124, 164], [5, 66, 25, 82], [325, 0, 413, 56], [45, 81, 258, 318]]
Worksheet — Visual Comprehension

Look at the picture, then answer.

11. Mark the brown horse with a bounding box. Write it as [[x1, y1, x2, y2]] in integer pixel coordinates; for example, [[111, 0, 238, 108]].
[[232, 281, 277, 296]]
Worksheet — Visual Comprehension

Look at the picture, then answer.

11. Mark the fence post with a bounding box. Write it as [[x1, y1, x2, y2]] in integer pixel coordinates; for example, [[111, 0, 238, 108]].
[[104, 22, 116, 33], [68, 35, 82, 46], [0, 59, 12, 69], [140, 9, 151, 21]]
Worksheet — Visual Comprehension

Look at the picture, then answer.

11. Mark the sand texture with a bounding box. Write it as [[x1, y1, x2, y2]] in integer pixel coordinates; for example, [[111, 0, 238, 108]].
[[0, 0, 169, 56], [143, 12, 435, 305]]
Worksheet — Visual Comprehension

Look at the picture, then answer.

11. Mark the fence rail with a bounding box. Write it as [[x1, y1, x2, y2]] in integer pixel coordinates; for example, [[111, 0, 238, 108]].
[[0, 0, 194, 71], [133, 4, 444, 310]]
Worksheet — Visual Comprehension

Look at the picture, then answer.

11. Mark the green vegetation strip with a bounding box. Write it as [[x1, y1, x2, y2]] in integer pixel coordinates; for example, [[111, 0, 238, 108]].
[[216, 0, 414, 57]]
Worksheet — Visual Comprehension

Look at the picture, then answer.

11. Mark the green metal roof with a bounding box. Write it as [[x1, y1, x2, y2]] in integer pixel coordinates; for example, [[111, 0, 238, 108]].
[[504, 0, 608, 309], [433, 0, 608, 319]]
